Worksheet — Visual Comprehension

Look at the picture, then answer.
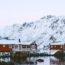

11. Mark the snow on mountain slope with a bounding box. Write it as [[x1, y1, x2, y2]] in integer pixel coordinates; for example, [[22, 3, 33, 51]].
[[0, 15, 65, 53]]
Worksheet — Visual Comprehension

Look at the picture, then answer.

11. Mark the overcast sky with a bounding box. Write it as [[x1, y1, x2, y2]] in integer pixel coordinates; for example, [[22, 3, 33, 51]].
[[0, 0, 65, 28]]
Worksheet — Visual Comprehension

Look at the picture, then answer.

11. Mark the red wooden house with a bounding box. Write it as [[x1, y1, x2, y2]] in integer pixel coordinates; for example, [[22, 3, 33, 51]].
[[0, 40, 37, 52], [0, 44, 13, 52], [49, 43, 65, 50]]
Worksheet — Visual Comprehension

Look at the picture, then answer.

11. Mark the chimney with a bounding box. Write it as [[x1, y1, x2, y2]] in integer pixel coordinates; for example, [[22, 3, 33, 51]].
[[19, 39, 21, 43]]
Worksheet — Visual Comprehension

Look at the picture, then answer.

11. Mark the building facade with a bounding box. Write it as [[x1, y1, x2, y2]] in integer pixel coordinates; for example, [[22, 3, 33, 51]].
[[0, 43, 37, 52], [49, 44, 65, 50]]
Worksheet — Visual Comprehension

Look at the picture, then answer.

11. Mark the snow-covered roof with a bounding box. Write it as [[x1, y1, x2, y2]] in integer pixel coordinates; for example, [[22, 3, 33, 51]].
[[0, 39, 19, 44], [21, 41, 32, 45], [50, 42, 65, 45], [0, 39, 32, 44]]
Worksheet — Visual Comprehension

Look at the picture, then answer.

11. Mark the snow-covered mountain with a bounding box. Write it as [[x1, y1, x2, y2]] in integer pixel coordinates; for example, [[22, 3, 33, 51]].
[[0, 15, 65, 52]]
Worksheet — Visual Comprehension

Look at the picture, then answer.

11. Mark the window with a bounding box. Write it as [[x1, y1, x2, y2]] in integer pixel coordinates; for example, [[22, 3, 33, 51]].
[[22, 45, 26, 48], [61, 45, 63, 48], [27, 45, 30, 48], [15, 45, 18, 49], [9, 45, 12, 48], [13, 45, 15, 48], [31, 45, 35, 49], [55, 45, 56, 47], [3, 45, 5, 47], [51, 45, 53, 48]]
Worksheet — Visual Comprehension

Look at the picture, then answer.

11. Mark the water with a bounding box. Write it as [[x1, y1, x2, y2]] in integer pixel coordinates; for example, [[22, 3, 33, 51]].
[[0, 56, 65, 65]]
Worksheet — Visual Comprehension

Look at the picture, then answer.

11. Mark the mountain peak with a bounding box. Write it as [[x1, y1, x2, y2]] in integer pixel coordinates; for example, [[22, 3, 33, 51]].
[[41, 15, 56, 19], [0, 15, 65, 51]]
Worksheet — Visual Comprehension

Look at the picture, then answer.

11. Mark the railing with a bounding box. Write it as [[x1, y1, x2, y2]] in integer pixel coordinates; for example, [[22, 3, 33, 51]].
[[12, 48, 37, 52]]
